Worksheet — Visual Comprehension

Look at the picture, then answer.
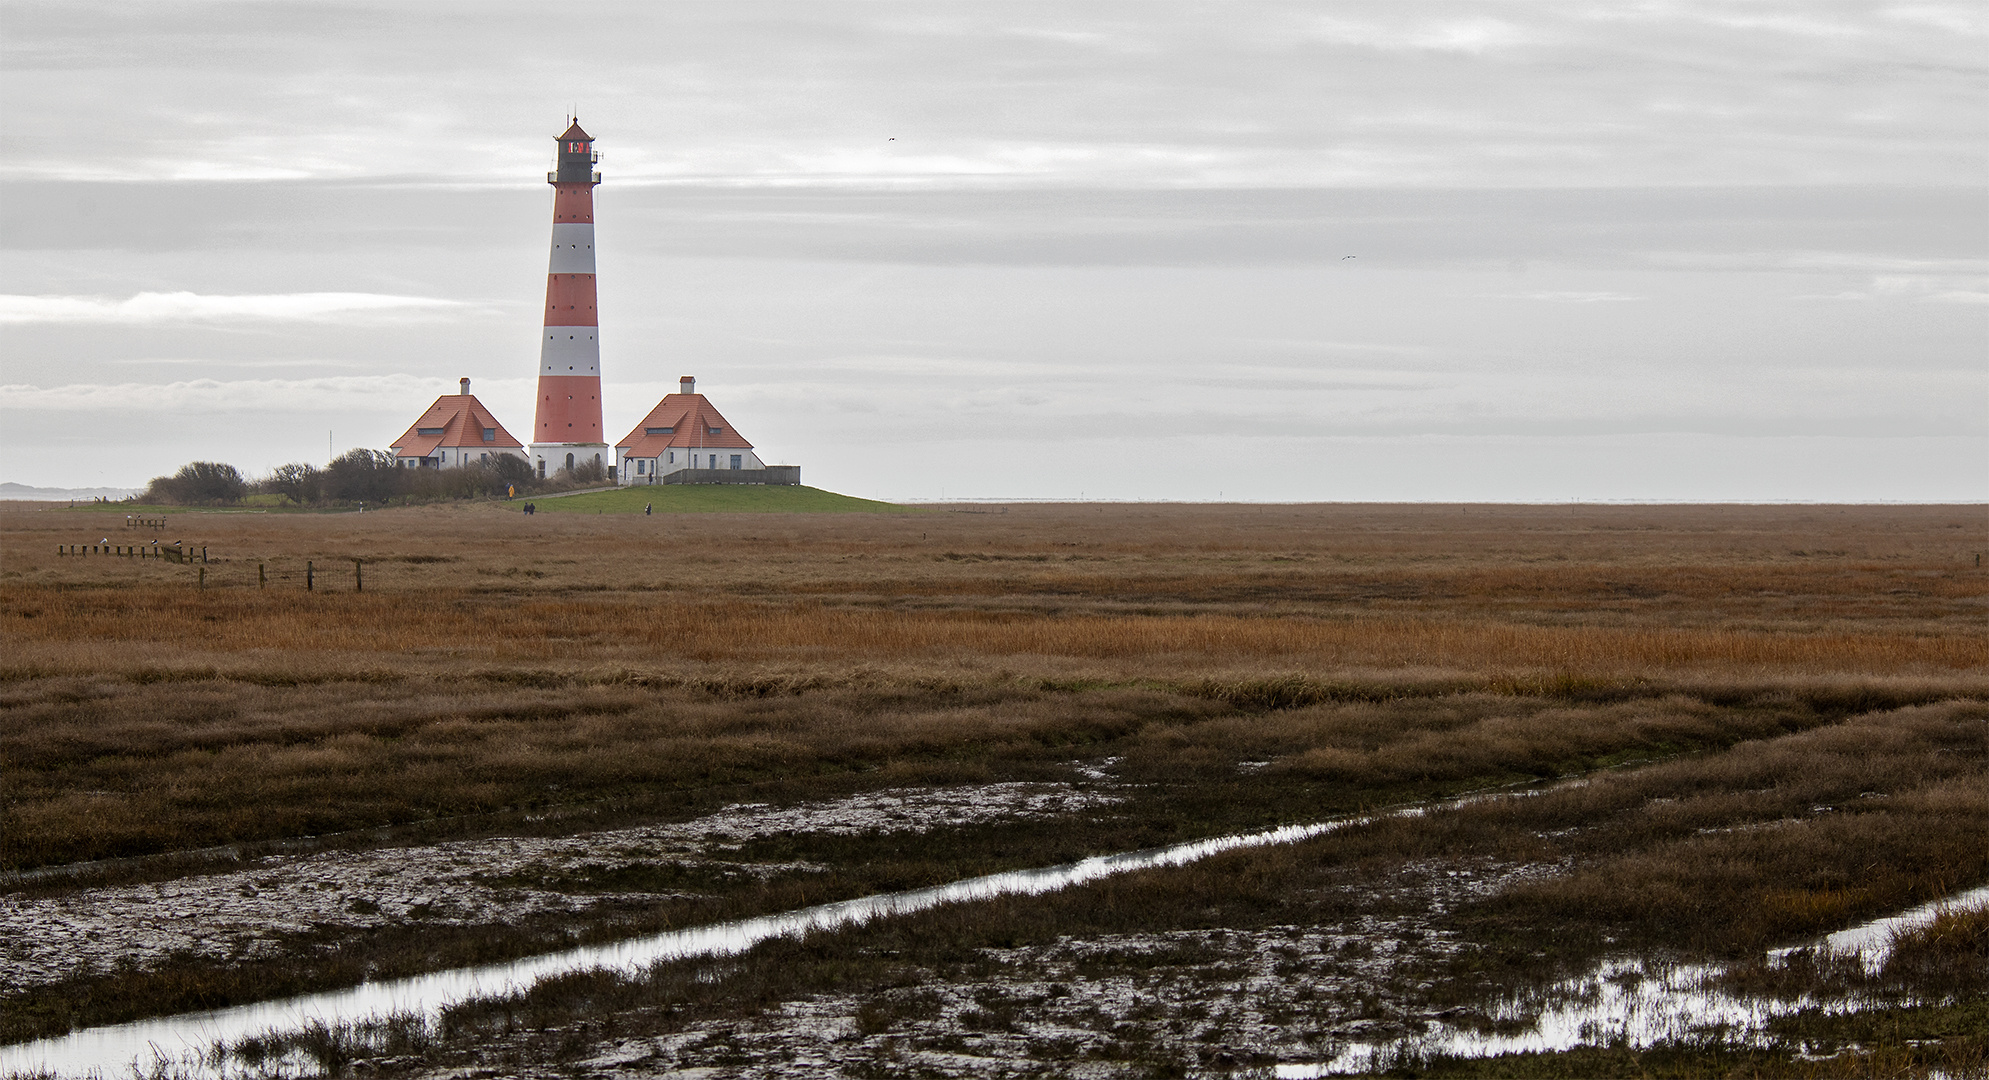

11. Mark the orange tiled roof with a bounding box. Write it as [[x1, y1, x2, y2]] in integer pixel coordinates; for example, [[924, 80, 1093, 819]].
[[616, 394, 753, 457], [391, 395, 524, 457]]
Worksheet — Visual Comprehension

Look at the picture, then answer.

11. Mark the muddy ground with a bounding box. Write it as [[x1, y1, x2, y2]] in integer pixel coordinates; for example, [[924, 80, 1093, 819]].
[[1, 778, 1125, 997]]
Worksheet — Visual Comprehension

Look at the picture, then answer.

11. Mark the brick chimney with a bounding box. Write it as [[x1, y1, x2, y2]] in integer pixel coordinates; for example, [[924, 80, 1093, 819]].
[[680, 376, 696, 395], [460, 377, 471, 395]]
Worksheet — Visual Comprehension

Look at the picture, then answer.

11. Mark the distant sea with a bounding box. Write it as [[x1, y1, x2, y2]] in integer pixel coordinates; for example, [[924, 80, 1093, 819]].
[[0, 482, 143, 502]]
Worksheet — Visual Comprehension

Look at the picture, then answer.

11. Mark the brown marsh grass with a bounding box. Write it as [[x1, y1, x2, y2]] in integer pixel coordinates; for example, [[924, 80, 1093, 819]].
[[1, 501, 1984, 1060], [5, 589, 1983, 673], [2, 501, 1982, 869]]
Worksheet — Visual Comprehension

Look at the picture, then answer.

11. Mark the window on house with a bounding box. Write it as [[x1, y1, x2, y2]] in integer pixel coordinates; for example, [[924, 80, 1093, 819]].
[[730, 455, 742, 470], [636, 460, 646, 474], [646, 427, 673, 435], [417, 427, 444, 436], [708, 426, 723, 435], [483, 428, 496, 442]]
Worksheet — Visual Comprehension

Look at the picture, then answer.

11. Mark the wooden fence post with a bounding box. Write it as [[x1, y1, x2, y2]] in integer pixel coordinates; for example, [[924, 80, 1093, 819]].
[[307, 561, 314, 591], [259, 563, 267, 588], [199, 566, 206, 590], [353, 559, 363, 593]]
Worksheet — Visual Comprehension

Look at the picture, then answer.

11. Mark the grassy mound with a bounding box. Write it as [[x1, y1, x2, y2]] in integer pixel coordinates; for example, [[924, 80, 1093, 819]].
[[524, 484, 908, 514]]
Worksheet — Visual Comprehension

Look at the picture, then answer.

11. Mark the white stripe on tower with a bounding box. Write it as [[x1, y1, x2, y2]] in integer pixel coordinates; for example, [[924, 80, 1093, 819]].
[[540, 330, 600, 372], [548, 223, 595, 273]]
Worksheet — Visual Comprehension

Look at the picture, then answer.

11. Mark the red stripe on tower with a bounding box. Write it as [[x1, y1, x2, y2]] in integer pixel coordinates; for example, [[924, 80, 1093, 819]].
[[528, 120, 607, 479]]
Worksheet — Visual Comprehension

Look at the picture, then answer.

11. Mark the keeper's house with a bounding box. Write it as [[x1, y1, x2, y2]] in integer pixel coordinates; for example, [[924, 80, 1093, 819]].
[[390, 379, 527, 468], [615, 377, 798, 485]]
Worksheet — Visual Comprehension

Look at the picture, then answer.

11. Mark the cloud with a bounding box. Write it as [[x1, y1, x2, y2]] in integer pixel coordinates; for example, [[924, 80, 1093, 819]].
[[108, 356, 369, 368], [1503, 291, 1642, 302], [0, 374, 507, 412], [3, 3, 1982, 189], [0, 292, 470, 325], [1882, 4, 1989, 35], [1796, 274, 1989, 302], [1765, 254, 1989, 275], [1302, 15, 1536, 53]]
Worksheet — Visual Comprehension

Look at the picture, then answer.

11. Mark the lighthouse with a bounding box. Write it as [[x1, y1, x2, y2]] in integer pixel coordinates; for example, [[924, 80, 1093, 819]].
[[527, 120, 608, 480]]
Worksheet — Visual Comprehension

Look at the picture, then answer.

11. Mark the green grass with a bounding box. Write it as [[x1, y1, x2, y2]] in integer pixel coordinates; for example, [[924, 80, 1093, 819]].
[[522, 484, 911, 514]]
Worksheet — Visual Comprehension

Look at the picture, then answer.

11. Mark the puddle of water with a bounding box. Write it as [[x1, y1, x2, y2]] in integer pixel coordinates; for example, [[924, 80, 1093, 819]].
[[1277, 959, 1797, 1078], [1, 810, 1396, 1075], [1777, 881, 1989, 975], [0, 781, 1130, 1000], [37, 776, 1961, 1079], [1277, 881, 1989, 1077]]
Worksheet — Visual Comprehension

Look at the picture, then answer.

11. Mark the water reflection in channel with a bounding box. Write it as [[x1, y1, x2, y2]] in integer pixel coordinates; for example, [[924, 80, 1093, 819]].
[[1278, 881, 1989, 1078], [2, 808, 1408, 1076], [10, 791, 1978, 1079]]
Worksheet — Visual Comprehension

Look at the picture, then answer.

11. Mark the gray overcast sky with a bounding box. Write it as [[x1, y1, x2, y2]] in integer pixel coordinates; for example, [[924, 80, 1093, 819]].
[[2, 1, 1983, 500]]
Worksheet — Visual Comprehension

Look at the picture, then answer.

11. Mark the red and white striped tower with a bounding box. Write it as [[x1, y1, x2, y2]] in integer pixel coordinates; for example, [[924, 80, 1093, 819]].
[[527, 120, 607, 479]]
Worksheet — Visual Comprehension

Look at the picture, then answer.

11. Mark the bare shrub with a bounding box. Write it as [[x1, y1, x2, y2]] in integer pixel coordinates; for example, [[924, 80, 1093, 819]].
[[144, 461, 246, 505], [561, 456, 606, 484]]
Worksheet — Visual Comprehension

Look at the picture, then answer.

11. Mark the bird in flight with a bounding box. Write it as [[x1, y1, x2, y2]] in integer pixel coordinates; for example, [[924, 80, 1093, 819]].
[[1342, 255, 1357, 260]]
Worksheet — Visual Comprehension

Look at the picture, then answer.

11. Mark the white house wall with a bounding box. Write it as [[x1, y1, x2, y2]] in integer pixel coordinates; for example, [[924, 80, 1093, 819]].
[[393, 446, 529, 468], [531, 446, 610, 478], [616, 447, 764, 484]]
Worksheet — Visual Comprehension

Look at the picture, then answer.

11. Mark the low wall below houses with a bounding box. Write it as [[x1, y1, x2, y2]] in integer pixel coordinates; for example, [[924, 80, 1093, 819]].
[[660, 466, 801, 486]]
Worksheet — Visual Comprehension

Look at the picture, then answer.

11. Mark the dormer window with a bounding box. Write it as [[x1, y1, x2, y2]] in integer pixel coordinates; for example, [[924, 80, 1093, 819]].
[[708, 426, 723, 435], [483, 428, 496, 442], [646, 426, 674, 435], [417, 427, 445, 436]]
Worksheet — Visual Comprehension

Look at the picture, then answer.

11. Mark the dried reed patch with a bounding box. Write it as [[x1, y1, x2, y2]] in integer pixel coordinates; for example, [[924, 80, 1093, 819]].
[[1465, 701, 1989, 954], [6, 587, 1981, 678], [1883, 906, 1989, 995]]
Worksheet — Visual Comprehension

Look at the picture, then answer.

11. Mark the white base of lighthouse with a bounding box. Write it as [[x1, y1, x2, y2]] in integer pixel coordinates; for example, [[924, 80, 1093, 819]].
[[529, 442, 611, 481]]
